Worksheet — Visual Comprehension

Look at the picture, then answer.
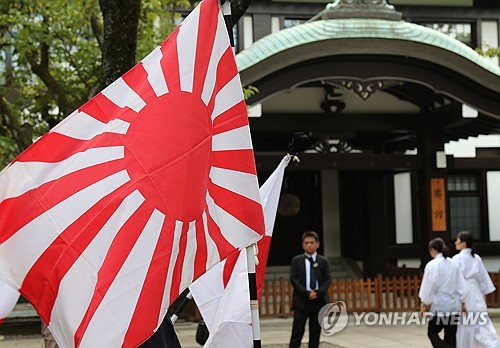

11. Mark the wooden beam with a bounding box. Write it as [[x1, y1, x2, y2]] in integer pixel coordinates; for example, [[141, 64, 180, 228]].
[[250, 113, 425, 132], [244, 56, 500, 119], [255, 152, 421, 171], [385, 245, 423, 259], [448, 157, 500, 169], [475, 242, 500, 256]]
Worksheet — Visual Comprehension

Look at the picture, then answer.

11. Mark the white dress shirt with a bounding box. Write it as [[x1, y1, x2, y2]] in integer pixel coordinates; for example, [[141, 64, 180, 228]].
[[304, 252, 318, 291]]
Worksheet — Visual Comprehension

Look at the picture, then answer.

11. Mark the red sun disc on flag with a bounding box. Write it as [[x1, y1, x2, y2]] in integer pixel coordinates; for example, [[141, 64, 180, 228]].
[[121, 86, 213, 221]]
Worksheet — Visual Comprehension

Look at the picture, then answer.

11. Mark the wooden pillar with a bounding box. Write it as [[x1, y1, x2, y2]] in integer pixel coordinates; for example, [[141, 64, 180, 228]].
[[417, 114, 448, 265], [322, 170, 341, 258], [252, 14, 272, 41], [366, 172, 390, 277]]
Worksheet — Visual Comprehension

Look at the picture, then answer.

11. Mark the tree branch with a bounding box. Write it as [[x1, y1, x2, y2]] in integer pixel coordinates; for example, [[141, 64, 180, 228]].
[[90, 13, 104, 50], [26, 45, 71, 117], [53, 32, 93, 90]]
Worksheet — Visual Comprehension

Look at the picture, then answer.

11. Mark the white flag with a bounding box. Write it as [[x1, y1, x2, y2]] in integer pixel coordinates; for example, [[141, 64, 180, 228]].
[[190, 155, 290, 347]]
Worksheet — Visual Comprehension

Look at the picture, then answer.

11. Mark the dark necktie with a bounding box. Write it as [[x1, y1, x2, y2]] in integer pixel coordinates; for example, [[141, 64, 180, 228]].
[[307, 256, 317, 290]]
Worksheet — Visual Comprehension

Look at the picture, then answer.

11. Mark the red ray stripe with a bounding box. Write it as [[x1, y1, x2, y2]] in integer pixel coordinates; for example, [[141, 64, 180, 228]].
[[0, 191, 47, 246], [122, 217, 177, 348], [12, 133, 82, 163], [122, 64, 157, 105], [206, 47, 238, 117], [83, 93, 129, 123], [208, 181, 265, 235], [256, 235, 272, 301], [14, 132, 124, 163], [211, 150, 257, 175], [21, 185, 136, 323], [74, 201, 154, 347], [168, 222, 189, 304], [10, 116, 125, 165], [205, 206, 237, 260], [212, 101, 249, 135], [222, 251, 240, 289], [192, 0, 219, 98], [0, 161, 125, 245], [193, 218, 208, 280], [160, 30, 181, 92]]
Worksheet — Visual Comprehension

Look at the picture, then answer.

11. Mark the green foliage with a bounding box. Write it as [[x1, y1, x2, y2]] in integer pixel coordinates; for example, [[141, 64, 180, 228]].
[[137, 0, 191, 60], [475, 46, 500, 58], [243, 84, 259, 101], [0, 0, 190, 168], [0, 0, 103, 166], [1, 0, 102, 114], [0, 135, 19, 166]]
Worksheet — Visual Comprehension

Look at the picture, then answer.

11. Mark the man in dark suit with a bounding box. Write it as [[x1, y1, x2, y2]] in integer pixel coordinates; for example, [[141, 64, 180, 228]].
[[289, 230, 331, 348]]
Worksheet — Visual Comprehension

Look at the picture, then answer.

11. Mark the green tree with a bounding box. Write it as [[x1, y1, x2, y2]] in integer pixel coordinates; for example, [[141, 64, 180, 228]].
[[476, 46, 500, 59], [0, 0, 250, 167], [1, 0, 104, 165], [0, 0, 188, 166]]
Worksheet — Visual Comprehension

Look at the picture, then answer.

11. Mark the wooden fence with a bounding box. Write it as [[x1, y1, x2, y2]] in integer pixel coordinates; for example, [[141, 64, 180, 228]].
[[259, 272, 500, 318], [487, 272, 500, 307]]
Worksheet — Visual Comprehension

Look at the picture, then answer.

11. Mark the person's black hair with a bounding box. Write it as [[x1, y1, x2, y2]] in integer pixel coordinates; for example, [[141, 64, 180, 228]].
[[456, 230, 475, 256], [301, 230, 319, 242], [428, 237, 451, 258]]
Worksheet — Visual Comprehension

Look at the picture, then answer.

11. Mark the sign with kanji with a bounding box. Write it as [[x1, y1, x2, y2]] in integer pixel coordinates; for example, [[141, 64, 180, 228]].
[[430, 178, 447, 231]]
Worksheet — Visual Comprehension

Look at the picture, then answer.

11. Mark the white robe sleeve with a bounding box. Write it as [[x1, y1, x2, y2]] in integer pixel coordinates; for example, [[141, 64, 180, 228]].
[[419, 262, 436, 305], [476, 254, 496, 295]]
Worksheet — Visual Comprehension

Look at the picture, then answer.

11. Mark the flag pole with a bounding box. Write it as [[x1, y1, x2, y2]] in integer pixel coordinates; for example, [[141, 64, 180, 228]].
[[246, 244, 262, 348], [219, 1, 262, 346], [220, 0, 235, 48], [170, 291, 193, 324]]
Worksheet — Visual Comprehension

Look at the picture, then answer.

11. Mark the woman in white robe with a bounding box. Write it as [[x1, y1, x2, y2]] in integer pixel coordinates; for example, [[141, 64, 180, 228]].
[[453, 231, 500, 348], [419, 237, 467, 348]]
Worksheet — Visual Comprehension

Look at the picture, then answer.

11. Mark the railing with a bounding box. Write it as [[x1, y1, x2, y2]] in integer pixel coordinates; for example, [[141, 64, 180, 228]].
[[260, 272, 500, 317]]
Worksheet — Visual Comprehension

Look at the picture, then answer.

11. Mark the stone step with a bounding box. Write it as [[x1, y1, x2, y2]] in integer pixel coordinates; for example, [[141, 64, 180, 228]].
[[4, 303, 38, 324]]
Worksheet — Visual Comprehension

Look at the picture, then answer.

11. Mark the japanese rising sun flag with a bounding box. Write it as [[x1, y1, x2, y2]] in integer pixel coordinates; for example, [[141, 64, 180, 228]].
[[0, 0, 265, 346]]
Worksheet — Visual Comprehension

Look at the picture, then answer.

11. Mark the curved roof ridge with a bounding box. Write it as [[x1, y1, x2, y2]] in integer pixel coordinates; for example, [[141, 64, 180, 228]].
[[236, 18, 500, 77]]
